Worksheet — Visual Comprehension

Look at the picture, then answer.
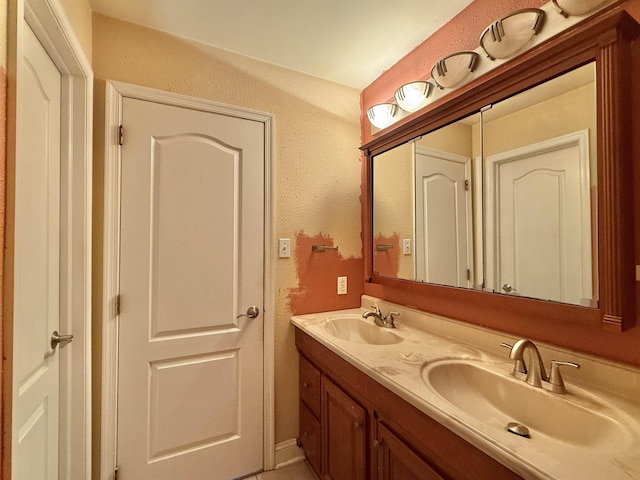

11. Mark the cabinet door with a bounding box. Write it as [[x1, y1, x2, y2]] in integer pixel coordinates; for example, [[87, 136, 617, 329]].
[[322, 377, 366, 480], [299, 354, 321, 417], [299, 402, 321, 475], [376, 420, 446, 480]]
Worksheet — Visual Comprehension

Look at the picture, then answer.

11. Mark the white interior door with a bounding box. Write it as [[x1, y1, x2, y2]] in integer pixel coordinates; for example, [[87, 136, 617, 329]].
[[12, 21, 62, 480], [485, 130, 592, 304], [117, 98, 265, 479], [414, 147, 472, 287]]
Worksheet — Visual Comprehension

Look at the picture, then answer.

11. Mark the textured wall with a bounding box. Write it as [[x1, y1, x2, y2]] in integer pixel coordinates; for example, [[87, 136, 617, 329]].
[[91, 13, 362, 464]]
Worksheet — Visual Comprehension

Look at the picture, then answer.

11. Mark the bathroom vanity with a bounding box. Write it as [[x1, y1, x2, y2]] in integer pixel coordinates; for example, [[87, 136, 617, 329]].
[[292, 297, 640, 480], [295, 328, 520, 479]]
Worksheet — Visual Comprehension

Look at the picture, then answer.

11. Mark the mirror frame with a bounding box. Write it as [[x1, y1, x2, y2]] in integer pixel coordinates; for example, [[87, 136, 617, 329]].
[[361, 8, 639, 337]]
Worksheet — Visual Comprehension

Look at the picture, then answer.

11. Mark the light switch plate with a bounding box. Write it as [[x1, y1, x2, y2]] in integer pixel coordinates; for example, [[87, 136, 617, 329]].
[[403, 239, 412, 255], [279, 238, 291, 258]]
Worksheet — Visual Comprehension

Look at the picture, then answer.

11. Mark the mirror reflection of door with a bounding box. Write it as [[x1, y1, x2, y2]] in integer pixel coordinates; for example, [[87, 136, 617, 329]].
[[485, 130, 593, 305], [414, 147, 472, 287]]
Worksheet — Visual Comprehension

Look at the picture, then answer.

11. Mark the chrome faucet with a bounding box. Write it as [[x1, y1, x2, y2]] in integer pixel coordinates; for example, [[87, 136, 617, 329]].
[[502, 339, 580, 394], [509, 339, 548, 388], [362, 305, 399, 329]]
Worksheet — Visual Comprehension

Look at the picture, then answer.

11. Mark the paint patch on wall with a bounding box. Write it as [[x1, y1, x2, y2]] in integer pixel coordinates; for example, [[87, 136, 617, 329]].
[[372, 233, 400, 278], [288, 231, 363, 315]]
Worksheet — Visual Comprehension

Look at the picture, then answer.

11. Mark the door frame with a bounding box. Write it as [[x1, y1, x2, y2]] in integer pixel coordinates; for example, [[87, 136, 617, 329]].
[[3, 0, 93, 479], [100, 81, 275, 480]]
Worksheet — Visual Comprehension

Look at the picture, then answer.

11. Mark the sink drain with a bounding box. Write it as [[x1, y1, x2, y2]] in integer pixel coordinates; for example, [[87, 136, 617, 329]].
[[506, 422, 531, 438]]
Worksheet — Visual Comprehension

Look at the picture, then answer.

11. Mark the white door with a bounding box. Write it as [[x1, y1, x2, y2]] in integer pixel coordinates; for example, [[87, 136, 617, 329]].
[[485, 130, 592, 304], [117, 98, 265, 479], [12, 22, 62, 480], [414, 147, 472, 287]]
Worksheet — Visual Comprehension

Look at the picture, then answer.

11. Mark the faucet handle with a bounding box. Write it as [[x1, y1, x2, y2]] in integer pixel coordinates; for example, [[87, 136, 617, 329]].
[[370, 304, 382, 315], [500, 342, 527, 374], [548, 360, 580, 393], [386, 311, 400, 321]]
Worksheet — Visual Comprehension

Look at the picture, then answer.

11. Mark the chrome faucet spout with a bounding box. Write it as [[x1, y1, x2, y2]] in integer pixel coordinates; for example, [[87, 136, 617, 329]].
[[509, 339, 548, 387], [362, 305, 398, 329]]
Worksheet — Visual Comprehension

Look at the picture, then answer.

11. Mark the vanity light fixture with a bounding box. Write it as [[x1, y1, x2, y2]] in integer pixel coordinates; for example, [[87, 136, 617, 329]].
[[394, 81, 433, 112], [552, 0, 609, 17], [480, 9, 545, 61], [430, 51, 480, 89], [367, 103, 398, 129]]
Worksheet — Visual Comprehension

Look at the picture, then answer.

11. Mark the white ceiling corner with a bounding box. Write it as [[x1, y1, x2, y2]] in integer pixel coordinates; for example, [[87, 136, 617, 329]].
[[88, 0, 475, 89]]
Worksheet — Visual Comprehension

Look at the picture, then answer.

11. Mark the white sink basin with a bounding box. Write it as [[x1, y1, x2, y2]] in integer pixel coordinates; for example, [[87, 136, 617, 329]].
[[320, 314, 403, 345], [422, 359, 637, 453]]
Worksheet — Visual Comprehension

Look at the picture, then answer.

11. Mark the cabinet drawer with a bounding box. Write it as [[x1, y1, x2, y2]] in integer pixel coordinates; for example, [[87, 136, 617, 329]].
[[299, 354, 321, 416], [299, 402, 321, 475]]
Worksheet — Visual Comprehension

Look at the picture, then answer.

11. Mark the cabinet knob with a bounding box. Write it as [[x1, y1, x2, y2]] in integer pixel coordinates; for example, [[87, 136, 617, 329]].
[[302, 382, 310, 389], [354, 421, 362, 430]]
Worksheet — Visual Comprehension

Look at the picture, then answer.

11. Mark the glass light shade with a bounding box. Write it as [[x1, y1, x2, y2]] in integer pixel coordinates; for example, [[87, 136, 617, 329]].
[[394, 81, 433, 112], [480, 9, 545, 60], [367, 103, 398, 129], [431, 51, 480, 89], [552, 0, 608, 16]]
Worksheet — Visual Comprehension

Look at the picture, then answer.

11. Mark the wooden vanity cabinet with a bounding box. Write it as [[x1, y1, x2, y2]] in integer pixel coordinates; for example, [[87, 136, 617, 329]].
[[374, 418, 446, 480], [298, 354, 322, 474], [296, 328, 522, 480], [322, 377, 367, 480], [299, 350, 367, 479]]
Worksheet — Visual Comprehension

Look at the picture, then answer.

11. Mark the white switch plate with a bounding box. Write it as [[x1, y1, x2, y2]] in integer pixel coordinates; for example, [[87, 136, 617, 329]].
[[279, 238, 291, 258], [403, 239, 411, 255], [337, 276, 347, 295]]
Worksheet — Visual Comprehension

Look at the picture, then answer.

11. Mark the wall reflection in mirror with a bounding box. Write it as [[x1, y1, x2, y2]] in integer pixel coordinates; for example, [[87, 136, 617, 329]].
[[372, 63, 597, 307]]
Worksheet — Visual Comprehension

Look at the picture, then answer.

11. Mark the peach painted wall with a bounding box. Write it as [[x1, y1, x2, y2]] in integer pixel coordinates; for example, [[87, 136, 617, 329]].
[[361, 0, 640, 366], [90, 12, 362, 468]]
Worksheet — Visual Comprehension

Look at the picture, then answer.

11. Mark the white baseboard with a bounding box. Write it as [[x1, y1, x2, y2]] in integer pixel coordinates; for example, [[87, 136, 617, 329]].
[[274, 439, 305, 469]]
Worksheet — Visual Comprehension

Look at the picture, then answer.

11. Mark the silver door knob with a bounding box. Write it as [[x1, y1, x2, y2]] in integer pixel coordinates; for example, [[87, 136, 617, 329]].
[[51, 331, 73, 350], [502, 283, 518, 293], [237, 306, 260, 319]]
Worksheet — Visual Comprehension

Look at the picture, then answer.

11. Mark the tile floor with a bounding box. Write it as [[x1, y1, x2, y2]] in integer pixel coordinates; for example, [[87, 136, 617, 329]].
[[246, 460, 316, 480]]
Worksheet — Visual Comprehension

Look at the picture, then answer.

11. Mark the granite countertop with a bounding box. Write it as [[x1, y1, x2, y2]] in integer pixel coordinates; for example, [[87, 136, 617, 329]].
[[291, 300, 640, 480]]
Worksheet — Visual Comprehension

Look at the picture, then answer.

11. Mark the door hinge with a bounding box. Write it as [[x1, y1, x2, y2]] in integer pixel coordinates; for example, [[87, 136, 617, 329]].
[[464, 179, 470, 191], [118, 125, 124, 146], [467, 269, 471, 281], [114, 466, 119, 480], [115, 294, 121, 316]]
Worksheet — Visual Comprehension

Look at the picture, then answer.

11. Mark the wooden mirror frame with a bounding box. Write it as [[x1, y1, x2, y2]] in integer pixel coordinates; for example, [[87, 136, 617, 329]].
[[361, 8, 640, 359]]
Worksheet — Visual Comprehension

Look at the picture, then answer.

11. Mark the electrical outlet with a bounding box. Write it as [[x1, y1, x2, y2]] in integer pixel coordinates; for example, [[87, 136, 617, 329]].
[[337, 276, 347, 295], [279, 238, 291, 258], [403, 239, 412, 255]]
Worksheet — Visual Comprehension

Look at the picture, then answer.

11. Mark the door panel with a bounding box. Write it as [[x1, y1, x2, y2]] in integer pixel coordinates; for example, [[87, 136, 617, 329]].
[[487, 130, 592, 304], [322, 377, 366, 480], [415, 149, 472, 287], [117, 98, 264, 479], [13, 22, 62, 480]]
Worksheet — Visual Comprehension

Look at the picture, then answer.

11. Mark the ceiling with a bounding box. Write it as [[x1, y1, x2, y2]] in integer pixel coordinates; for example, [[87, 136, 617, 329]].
[[88, 0, 475, 90]]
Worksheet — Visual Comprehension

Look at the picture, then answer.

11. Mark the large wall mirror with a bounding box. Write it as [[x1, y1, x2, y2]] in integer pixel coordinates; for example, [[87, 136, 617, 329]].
[[363, 9, 639, 341], [372, 64, 597, 308]]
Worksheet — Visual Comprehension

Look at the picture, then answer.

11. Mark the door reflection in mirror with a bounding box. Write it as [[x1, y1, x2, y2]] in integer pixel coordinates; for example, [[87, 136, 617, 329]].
[[371, 63, 597, 307]]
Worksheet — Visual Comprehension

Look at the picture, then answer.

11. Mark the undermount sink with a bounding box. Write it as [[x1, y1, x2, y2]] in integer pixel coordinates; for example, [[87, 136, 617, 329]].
[[320, 314, 403, 345], [422, 359, 637, 453]]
